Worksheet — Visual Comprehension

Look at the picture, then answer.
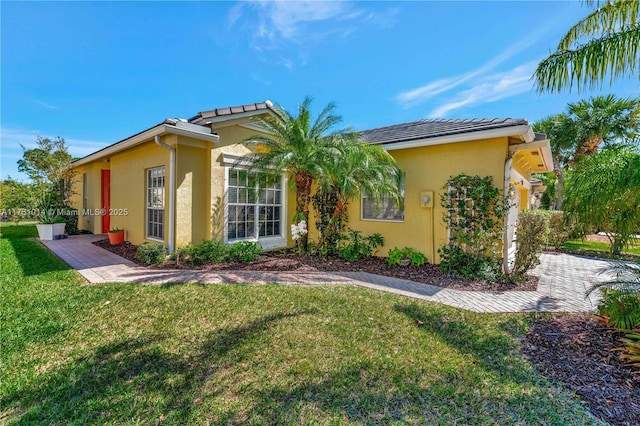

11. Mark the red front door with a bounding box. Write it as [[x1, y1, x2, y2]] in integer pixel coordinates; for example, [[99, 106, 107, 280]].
[[101, 169, 110, 233]]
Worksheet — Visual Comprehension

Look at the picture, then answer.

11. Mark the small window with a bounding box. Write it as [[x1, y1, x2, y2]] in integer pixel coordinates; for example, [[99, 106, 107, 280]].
[[362, 173, 405, 221], [146, 167, 165, 240], [82, 173, 88, 211]]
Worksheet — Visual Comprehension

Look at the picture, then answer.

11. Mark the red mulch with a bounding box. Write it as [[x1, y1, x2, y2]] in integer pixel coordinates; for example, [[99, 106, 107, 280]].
[[92, 239, 538, 292], [522, 314, 640, 426]]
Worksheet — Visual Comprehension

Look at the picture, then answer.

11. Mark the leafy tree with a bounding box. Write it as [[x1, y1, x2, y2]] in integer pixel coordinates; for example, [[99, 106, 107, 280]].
[[0, 178, 38, 223], [563, 145, 640, 254], [243, 97, 345, 253], [314, 137, 402, 253], [533, 114, 576, 210], [534, 0, 640, 93], [17, 136, 75, 222]]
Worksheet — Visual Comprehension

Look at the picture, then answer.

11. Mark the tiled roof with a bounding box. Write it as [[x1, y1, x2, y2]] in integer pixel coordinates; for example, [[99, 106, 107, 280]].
[[359, 118, 529, 145], [190, 101, 274, 122]]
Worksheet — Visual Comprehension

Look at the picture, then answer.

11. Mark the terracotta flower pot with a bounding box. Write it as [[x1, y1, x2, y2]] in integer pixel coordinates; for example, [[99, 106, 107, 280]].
[[108, 230, 125, 245]]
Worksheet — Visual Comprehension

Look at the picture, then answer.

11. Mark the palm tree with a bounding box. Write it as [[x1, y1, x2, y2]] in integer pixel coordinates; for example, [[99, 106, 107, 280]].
[[563, 145, 640, 255], [243, 97, 345, 253], [534, 0, 639, 93], [315, 137, 402, 252], [568, 94, 640, 157]]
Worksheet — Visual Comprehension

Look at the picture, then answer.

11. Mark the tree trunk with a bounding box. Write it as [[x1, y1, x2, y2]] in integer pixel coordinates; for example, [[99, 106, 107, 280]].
[[553, 158, 564, 211], [294, 172, 313, 254], [574, 135, 603, 159]]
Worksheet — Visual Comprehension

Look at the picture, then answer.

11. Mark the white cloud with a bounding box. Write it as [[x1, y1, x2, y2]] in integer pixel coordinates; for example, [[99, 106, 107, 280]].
[[228, 1, 396, 67], [1, 127, 107, 159], [395, 28, 547, 109], [427, 62, 536, 118], [1, 127, 108, 179]]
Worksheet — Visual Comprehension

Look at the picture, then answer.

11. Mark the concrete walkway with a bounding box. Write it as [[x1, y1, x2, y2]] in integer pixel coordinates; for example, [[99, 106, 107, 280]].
[[41, 235, 614, 313]]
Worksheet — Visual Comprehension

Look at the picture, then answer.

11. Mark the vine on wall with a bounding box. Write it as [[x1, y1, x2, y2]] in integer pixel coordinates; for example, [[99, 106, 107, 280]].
[[438, 174, 508, 281]]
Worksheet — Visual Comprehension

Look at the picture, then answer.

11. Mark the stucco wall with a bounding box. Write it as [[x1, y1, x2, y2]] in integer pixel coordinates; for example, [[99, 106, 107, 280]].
[[109, 137, 172, 245], [70, 161, 110, 234], [344, 137, 508, 263]]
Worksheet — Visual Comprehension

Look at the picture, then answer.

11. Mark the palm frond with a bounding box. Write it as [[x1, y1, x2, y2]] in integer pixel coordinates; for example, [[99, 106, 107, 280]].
[[587, 261, 640, 295], [558, 0, 639, 50], [534, 23, 640, 93]]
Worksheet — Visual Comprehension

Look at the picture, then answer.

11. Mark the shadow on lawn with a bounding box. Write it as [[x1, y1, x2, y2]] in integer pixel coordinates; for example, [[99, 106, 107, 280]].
[[2, 225, 72, 277], [3, 310, 314, 425], [393, 303, 535, 385]]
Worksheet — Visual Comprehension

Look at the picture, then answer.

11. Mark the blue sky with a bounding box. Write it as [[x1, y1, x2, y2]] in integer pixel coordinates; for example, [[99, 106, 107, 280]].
[[2, 1, 638, 180]]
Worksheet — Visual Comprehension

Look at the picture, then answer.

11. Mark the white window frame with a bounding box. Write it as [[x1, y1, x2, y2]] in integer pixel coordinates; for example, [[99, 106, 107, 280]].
[[146, 166, 165, 242], [82, 173, 88, 211], [361, 173, 405, 222], [223, 161, 287, 250]]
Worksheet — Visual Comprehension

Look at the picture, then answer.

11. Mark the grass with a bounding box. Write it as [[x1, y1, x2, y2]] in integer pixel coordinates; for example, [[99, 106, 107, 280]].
[[562, 238, 640, 261], [1, 224, 599, 425]]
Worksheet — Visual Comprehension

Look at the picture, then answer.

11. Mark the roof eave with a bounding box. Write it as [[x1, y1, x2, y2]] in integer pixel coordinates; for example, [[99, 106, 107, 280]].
[[72, 124, 220, 167]]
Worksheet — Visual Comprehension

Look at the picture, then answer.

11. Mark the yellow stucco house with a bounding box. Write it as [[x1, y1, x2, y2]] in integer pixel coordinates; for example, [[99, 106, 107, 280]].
[[71, 100, 553, 267]]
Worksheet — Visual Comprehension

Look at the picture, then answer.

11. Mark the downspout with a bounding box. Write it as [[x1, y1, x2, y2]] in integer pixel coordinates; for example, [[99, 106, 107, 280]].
[[502, 155, 513, 275], [155, 136, 175, 253]]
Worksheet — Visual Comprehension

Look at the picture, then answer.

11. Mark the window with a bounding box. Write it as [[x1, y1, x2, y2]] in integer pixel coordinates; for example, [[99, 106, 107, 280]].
[[82, 173, 88, 211], [146, 167, 165, 240], [227, 168, 282, 241], [361, 173, 405, 221]]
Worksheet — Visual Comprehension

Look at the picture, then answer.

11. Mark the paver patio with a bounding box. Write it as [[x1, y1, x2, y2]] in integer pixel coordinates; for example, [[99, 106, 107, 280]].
[[41, 234, 613, 313]]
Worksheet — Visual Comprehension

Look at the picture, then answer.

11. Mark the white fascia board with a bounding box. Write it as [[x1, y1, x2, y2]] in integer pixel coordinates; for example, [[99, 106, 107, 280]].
[[381, 125, 533, 151], [192, 109, 276, 126], [73, 124, 220, 167], [165, 125, 220, 142]]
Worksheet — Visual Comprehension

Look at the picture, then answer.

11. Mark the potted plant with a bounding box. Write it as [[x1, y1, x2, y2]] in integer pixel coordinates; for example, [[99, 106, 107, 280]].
[[18, 136, 75, 241], [108, 228, 125, 245], [35, 194, 67, 240]]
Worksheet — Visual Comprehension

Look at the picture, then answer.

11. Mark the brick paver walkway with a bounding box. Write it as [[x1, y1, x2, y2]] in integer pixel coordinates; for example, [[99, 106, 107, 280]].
[[41, 235, 614, 313]]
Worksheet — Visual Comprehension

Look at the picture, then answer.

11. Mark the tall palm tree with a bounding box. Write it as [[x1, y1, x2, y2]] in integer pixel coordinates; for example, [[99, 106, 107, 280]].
[[243, 97, 345, 253], [568, 94, 640, 156], [315, 137, 402, 252], [534, 0, 639, 93], [534, 95, 639, 209]]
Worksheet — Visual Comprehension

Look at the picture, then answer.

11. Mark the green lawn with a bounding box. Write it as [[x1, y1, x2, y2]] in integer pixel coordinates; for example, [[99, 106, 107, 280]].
[[1, 224, 598, 425], [562, 238, 640, 259]]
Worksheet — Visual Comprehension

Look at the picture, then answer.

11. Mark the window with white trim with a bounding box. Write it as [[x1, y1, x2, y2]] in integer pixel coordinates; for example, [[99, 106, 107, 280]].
[[361, 173, 405, 221], [227, 168, 282, 241], [82, 173, 88, 211], [146, 167, 165, 240]]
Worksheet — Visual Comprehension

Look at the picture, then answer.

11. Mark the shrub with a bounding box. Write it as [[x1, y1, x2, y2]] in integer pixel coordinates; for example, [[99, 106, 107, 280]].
[[439, 244, 502, 281], [338, 229, 384, 261], [615, 329, 640, 373], [227, 241, 261, 262], [546, 210, 569, 249], [590, 263, 640, 330], [57, 208, 79, 235], [387, 247, 427, 266], [136, 242, 166, 264], [179, 240, 228, 265], [599, 290, 640, 330], [511, 210, 548, 281]]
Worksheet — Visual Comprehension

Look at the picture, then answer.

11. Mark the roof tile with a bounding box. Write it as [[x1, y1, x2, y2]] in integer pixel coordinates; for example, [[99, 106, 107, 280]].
[[360, 118, 529, 145]]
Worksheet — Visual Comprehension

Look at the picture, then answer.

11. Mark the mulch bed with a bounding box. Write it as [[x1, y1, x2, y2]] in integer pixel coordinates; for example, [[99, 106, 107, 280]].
[[93, 239, 538, 292], [522, 314, 639, 426]]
